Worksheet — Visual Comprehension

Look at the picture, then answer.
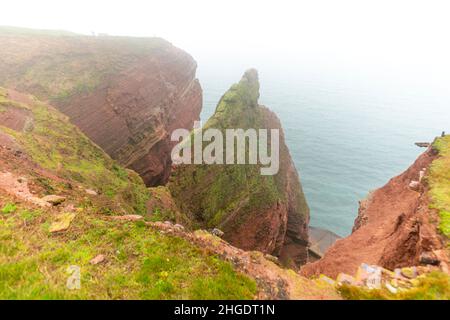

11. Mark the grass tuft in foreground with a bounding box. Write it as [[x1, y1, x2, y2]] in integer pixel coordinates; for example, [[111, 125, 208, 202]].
[[429, 135, 450, 238]]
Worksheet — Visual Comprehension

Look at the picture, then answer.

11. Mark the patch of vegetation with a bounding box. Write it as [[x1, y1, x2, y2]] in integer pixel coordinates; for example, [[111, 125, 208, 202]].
[[0, 89, 148, 214], [0, 87, 8, 97], [339, 272, 450, 300], [0, 201, 257, 299], [429, 136, 450, 238]]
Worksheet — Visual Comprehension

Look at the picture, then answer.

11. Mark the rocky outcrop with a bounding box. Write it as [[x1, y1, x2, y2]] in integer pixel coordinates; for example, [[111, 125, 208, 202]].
[[301, 146, 446, 278], [0, 28, 202, 186], [167, 70, 310, 266]]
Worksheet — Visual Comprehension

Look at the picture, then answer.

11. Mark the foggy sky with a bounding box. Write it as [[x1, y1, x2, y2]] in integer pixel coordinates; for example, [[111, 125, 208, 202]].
[[2, 0, 450, 87]]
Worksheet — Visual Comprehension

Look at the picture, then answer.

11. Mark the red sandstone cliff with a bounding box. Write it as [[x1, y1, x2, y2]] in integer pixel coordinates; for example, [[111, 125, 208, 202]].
[[301, 147, 445, 278], [0, 29, 202, 185]]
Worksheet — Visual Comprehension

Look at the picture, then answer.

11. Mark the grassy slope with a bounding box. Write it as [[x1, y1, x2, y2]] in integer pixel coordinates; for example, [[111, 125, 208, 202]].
[[0, 89, 257, 299], [0, 201, 256, 299], [429, 135, 450, 238]]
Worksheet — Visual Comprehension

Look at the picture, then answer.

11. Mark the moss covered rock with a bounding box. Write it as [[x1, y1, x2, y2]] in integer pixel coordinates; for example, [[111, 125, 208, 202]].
[[168, 70, 310, 266]]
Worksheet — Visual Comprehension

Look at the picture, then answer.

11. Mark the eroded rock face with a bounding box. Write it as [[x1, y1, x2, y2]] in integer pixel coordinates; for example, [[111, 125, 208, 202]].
[[301, 147, 444, 278], [167, 70, 310, 266], [0, 29, 202, 186]]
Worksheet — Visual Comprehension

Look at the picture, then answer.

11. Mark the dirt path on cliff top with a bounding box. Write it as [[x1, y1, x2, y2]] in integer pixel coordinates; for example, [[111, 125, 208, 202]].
[[301, 148, 444, 278]]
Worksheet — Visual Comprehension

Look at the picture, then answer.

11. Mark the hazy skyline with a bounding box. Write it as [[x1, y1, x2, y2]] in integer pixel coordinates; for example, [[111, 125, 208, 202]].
[[2, 0, 450, 76]]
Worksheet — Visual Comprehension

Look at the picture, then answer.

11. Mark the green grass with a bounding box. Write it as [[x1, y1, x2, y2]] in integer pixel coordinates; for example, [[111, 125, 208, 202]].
[[0, 89, 149, 214], [339, 272, 450, 300], [0, 26, 78, 37], [429, 136, 450, 238], [0, 203, 257, 299], [0, 89, 258, 299]]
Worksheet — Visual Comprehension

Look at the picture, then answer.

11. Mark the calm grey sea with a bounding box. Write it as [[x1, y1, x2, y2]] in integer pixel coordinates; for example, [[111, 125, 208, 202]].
[[197, 63, 449, 236]]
